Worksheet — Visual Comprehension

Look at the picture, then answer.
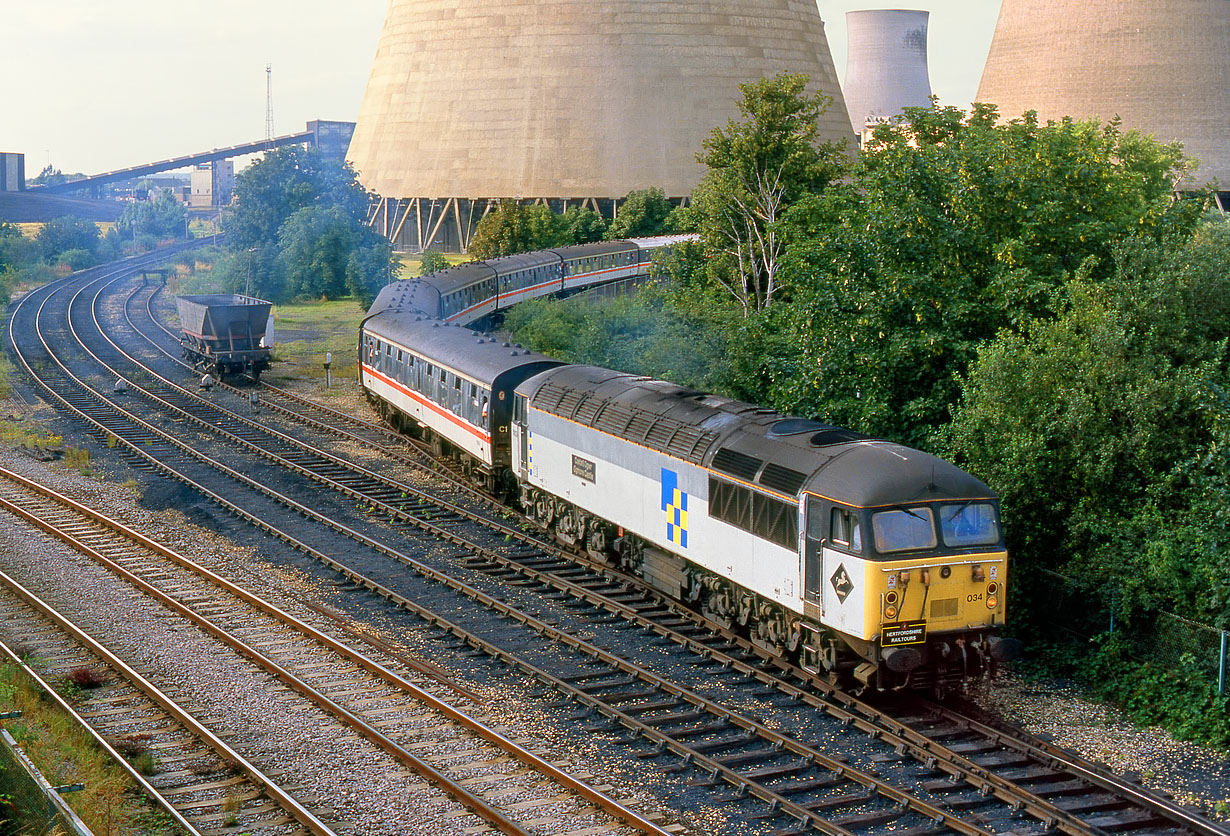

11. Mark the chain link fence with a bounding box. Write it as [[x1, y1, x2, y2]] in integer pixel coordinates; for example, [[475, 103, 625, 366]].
[[1033, 568, 1230, 693], [0, 728, 88, 836]]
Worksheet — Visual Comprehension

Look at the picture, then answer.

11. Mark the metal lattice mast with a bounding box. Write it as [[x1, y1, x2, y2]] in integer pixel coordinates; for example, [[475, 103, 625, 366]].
[[264, 63, 275, 145]]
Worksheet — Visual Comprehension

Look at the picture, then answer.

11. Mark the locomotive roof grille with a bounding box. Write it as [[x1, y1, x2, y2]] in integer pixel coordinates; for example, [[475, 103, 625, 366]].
[[758, 462, 808, 496], [712, 447, 763, 481], [534, 381, 721, 464]]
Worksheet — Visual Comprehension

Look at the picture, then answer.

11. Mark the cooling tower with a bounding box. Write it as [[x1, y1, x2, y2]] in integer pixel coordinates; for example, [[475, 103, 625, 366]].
[[348, 0, 853, 250], [977, 0, 1230, 189], [843, 9, 932, 136]]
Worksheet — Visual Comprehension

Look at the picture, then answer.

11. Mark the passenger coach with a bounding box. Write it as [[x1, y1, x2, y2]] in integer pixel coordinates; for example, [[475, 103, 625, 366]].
[[360, 315, 561, 486]]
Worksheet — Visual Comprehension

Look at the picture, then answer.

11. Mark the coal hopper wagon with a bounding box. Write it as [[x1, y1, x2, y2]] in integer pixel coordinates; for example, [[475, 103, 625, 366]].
[[175, 294, 273, 380]]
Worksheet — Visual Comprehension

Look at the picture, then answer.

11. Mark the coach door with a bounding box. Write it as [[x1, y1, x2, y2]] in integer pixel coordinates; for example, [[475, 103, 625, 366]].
[[513, 393, 529, 478]]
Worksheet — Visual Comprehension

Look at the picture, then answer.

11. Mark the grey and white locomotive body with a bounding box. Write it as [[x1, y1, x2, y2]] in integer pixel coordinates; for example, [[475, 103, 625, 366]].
[[513, 366, 803, 611], [513, 366, 1013, 691]]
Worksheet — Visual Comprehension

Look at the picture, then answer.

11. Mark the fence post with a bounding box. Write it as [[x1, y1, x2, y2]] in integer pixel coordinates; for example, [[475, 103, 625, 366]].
[[1219, 631, 1227, 695]]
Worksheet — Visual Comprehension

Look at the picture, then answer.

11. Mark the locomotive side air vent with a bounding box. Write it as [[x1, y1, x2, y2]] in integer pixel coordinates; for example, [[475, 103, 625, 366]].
[[712, 447, 763, 481], [758, 463, 807, 495], [810, 429, 871, 447]]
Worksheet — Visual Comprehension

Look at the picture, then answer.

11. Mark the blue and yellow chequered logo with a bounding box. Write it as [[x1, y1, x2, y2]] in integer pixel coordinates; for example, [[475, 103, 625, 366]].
[[661, 468, 688, 548], [527, 431, 534, 477]]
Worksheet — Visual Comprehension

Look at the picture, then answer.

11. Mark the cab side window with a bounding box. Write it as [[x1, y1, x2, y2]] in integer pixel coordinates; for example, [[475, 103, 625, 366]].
[[830, 508, 862, 552]]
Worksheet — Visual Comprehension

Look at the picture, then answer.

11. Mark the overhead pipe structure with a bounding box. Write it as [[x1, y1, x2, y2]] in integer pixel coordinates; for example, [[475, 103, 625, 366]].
[[976, 0, 1230, 190], [842, 9, 932, 138], [347, 0, 853, 251]]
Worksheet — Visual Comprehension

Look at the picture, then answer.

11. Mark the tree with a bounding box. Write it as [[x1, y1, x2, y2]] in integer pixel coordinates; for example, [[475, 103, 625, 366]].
[[468, 201, 570, 259], [418, 250, 450, 276], [945, 223, 1230, 623], [118, 188, 187, 240], [227, 145, 371, 250], [35, 216, 100, 263], [605, 188, 673, 239], [686, 73, 848, 314], [768, 102, 1201, 447], [223, 145, 390, 307], [561, 206, 606, 245], [277, 205, 390, 306], [0, 223, 39, 273]]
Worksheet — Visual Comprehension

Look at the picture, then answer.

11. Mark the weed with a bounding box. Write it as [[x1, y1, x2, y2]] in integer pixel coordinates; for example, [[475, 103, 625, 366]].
[[132, 751, 158, 775], [114, 732, 152, 758], [222, 793, 241, 814], [62, 446, 90, 470], [64, 667, 105, 689]]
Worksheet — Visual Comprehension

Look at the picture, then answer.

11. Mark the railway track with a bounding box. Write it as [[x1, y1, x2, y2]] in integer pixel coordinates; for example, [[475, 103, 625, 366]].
[[5, 253, 1226, 836], [0, 465, 667, 836], [0, 567, 334, 836]]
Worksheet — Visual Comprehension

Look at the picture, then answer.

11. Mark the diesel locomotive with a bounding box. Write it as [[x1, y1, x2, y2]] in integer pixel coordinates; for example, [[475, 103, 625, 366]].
[[359, 238, 1019, 693]]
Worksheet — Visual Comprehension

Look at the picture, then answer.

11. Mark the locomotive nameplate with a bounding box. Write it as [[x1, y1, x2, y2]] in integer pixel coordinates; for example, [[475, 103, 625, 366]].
[[572, 455, 596, 483], [881, 621, 927, 646]]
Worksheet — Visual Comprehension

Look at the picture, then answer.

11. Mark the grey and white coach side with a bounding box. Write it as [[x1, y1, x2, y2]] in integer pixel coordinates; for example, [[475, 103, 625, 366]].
[[361, 315, 561, 473]]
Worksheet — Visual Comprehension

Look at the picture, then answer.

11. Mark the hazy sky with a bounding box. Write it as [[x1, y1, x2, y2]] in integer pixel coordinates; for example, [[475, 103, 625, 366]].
[[2, 2, 1002, 175]]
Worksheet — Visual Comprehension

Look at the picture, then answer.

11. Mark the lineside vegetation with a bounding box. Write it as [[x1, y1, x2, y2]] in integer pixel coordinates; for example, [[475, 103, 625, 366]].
[[505, 74, 1230, 742]]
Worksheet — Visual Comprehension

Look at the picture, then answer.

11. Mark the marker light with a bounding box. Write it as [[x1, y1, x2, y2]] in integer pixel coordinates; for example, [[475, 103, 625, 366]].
[[987, 582, 999, 596], [986, 595, 998, 609], [884, 605, 898, 620]]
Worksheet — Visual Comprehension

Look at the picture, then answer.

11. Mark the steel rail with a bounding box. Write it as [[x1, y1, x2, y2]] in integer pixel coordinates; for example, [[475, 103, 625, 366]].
[[76, 272, 1111, 835], [0, 642, 205, 836], [13, 267, 675, 836], [0, 566, 339, 836], [139, 282, 524, 512], [14, 271, 978, 836], [0, 465, 674, 836], [923, 700, 1230, 836], [130, 258, 1227, 836]]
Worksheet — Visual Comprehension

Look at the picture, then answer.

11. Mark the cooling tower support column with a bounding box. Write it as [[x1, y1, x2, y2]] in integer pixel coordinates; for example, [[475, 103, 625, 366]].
[[977, 0, 1230, 190], [843, 9, 932, 138]]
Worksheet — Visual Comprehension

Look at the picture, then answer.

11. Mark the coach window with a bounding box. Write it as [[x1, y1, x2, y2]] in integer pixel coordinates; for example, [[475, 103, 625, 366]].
[[481, 395, 490, 429]]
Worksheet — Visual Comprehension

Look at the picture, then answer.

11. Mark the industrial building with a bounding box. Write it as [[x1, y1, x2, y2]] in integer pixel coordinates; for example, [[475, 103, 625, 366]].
[[977, 0, 1230, 195], [0, 153, 24, 192], [842, 10, 932, 142], [347, 0, 853, 251], [189, 160, 235, 209]]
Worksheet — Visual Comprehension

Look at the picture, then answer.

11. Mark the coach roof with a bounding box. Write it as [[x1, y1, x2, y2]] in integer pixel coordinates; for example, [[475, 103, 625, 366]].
[[366, 315, 560, 384]]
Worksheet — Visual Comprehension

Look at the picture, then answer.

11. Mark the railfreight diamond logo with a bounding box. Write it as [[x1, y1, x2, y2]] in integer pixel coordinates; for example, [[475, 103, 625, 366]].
[[830, 563, 854, 603], [661, 467, 688, 548]]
